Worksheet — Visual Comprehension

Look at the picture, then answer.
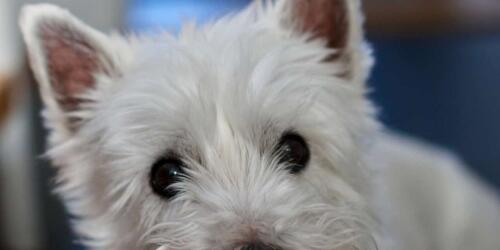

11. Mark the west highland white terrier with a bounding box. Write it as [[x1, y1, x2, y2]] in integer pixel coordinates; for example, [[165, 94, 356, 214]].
[[20, 0, 500, 249]]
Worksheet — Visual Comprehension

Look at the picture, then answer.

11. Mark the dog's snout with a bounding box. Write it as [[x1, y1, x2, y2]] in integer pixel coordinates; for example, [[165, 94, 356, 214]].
[[239, 242, 282, 250]]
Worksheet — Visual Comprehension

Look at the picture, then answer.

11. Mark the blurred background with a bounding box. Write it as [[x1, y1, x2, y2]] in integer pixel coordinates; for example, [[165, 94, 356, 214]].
[[0, 0, 499, 249]]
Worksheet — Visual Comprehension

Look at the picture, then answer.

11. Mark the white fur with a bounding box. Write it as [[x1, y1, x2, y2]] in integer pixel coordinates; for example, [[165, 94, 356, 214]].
[[19, 1, 500, 250]]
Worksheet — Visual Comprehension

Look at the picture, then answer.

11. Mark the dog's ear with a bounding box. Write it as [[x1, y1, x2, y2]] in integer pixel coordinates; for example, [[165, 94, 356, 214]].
[[20, 4, 119, 135], [276, 0, 372, 83]]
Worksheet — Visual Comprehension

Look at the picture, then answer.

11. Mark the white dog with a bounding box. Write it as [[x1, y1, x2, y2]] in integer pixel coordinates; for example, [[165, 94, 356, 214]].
[[20, 0, 500, 249]]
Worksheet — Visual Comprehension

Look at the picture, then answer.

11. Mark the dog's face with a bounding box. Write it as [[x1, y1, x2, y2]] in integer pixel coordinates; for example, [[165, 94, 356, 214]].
[[21, 0, 378, 249]]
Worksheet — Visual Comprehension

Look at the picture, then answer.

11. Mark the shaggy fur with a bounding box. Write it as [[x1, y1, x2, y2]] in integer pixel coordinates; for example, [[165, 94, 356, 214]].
[[20, 1, 500, 250]]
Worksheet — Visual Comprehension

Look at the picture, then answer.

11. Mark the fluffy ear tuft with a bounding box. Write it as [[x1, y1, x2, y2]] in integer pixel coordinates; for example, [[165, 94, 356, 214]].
[[20, 4, 117, 133], [277, 0, 372, 83]]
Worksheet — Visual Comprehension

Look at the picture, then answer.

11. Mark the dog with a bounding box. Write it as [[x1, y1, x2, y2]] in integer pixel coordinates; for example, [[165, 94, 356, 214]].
[[20, 0, 500, 249]]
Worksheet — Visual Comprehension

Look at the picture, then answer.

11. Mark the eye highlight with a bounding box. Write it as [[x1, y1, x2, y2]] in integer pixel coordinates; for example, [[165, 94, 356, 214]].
[[275, 133, 310, 174], [150, 157, 186, 199]]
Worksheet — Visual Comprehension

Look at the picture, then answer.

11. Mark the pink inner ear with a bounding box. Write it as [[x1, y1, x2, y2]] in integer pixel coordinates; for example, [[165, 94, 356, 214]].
[[293, 0, 348, 50], [40, 22, 101, 112]]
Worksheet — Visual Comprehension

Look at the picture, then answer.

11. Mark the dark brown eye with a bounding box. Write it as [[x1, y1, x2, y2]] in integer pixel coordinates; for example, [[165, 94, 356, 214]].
[[276, 133, 310, 174], [150, 157, 186, 199]]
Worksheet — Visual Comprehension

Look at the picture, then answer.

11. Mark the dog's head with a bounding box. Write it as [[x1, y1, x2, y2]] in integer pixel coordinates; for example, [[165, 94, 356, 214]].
[[20, 0, 378, 249]]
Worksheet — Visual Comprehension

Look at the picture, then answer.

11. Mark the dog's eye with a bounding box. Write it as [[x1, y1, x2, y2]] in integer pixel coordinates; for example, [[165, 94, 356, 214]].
[[150, 158, 186, 199], [276, 133, 310, 174]]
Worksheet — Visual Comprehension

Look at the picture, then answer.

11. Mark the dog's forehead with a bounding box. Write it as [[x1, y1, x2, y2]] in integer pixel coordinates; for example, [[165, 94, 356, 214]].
[[90, 17, 359, 163], [108, 32, 330, 119]]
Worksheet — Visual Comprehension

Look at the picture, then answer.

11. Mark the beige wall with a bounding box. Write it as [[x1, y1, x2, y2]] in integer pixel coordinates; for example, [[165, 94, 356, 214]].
[[0, 0, 19, 75]]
